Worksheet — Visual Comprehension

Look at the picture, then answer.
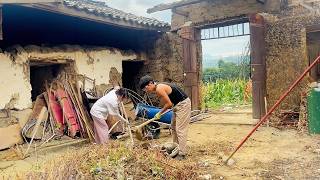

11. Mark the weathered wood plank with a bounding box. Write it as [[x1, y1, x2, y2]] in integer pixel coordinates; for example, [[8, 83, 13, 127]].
[[250, 14, 267, 119], [182, 26, 200, 110], [148, 0, 281, 14], [147, 0, 205, 14]]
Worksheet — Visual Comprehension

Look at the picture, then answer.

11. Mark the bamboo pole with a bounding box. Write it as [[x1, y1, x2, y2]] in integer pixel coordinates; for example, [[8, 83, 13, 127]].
[[67, 81, 95, 141], [120, 102, 134, 147], [225, 55, 320, 163]]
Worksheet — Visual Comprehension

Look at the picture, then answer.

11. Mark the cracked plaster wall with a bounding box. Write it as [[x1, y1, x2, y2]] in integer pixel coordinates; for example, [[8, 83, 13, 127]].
[[0, 45, 138, 110]]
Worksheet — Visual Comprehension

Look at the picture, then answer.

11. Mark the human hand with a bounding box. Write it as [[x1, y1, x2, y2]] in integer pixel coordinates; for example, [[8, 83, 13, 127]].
[[154, 112, 162, 120]]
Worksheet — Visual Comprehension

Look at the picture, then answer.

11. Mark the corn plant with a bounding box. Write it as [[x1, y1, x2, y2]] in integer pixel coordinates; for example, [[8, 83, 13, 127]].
[[202, 78, 252, 108]]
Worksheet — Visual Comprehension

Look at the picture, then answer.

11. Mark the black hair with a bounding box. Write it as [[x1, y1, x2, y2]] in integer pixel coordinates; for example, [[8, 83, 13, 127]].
[[115, 88, 128, 98], [139, 75, 154, 89]]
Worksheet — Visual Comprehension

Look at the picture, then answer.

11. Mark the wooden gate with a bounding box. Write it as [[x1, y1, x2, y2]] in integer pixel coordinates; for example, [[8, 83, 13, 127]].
[[307, 25, 320, 81], [250, 14, 267, 119], [180, 26, 200, 110]]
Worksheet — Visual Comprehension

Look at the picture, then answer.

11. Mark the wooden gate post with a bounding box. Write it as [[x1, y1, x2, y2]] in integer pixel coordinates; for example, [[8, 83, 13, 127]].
[[250, 14, 267, 119], [179, 25, 201, 110]]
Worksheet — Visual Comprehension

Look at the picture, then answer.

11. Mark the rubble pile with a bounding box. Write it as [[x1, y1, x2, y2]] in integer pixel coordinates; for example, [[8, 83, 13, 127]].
[[22, 74, 96, 145]]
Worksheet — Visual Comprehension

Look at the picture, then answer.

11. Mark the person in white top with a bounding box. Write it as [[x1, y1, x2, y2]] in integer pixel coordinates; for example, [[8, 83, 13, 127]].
[[90, 88, 127, 144]]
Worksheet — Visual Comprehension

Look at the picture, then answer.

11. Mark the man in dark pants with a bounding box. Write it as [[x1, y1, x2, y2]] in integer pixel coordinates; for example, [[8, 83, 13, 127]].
[[139, 75, 191, 160]]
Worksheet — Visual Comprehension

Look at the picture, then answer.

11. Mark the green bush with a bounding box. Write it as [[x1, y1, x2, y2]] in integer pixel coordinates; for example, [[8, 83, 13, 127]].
[[203, 59, 251, 83]]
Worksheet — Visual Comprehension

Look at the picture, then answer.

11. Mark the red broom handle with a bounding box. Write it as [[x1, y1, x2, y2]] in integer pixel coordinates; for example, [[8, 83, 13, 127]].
[[226, 55, 320, 163]]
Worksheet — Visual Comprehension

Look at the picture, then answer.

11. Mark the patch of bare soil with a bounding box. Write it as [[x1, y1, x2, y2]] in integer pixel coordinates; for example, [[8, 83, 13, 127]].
[[257, 157, 320, 179], [2, 107, 320, 179], [182, 106, 320, 179]]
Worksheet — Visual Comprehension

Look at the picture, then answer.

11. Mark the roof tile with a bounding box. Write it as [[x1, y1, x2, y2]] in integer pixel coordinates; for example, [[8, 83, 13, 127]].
[[63, 0, 169, 29]]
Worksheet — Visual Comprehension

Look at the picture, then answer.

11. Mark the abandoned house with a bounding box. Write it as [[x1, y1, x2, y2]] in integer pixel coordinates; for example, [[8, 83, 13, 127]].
[[147, 0, 320, 120], [0, 0, 170, 150], [1, 0, 320, 149]]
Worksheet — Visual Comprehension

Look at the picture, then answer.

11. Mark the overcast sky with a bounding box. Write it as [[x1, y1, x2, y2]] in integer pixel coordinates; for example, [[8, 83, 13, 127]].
[[101, 0, 249, 58], [99, 0, 174, 23]]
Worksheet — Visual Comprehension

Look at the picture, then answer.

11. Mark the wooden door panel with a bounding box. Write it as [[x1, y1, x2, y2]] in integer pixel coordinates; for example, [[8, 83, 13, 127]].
[[250, 14, 267, 119], [182, 26, 200, 110]]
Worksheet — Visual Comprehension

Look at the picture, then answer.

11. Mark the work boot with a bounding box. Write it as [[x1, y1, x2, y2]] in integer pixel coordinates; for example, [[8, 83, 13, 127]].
[[161, 142, 179, 158], [174, 154, 186, 160], [174, 150, 186, 160]]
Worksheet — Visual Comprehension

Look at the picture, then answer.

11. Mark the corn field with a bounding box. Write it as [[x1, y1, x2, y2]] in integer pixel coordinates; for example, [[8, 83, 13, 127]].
[[202, 78, 252, 108]]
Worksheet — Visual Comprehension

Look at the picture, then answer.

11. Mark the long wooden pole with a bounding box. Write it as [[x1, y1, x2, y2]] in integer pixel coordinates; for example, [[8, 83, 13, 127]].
[[120, 102, 134, 146]]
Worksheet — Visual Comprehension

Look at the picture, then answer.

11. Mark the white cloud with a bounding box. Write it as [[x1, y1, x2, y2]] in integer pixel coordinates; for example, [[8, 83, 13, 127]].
[[202, 36, 250, 57]]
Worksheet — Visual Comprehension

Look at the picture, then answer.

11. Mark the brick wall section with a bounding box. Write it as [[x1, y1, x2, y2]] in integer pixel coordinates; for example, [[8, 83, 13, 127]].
[[136, 33, 188, 106], [138, 33, 184, 87]]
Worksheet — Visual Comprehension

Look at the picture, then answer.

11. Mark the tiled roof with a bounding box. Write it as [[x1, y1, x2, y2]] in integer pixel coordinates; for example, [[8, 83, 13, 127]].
[[63, 0, 170, 29]]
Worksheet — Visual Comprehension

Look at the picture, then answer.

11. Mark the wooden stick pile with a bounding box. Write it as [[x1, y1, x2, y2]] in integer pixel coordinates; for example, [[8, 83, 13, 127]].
[[22, 74, 96, 148]]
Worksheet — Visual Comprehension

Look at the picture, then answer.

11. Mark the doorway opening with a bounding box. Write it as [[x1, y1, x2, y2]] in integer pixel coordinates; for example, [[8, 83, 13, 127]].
[[307, 30, 320, 81], [200, 21, 252, 115], [30, 62, 69, 101], [122, 61, 144, 91]]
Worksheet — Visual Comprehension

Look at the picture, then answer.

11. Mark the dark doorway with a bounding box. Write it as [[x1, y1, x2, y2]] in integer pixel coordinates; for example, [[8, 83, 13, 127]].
[[122, 61, 144, 91], [307, 31, 320, 81], [30, 63, 65, 101]]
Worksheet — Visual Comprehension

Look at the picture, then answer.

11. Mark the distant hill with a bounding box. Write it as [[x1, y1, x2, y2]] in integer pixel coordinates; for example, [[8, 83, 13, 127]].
[[203, 54, 250, 69]]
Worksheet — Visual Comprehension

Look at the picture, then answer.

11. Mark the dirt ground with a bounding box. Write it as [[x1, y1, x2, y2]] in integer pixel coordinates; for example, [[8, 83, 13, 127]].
[[184, 107, 320, 179], [1, 106, 320, 179]]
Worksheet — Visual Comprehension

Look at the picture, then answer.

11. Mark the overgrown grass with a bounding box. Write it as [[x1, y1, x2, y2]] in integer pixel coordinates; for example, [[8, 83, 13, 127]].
[[202, 78, 252, 109], [19, 142, 199, 180]]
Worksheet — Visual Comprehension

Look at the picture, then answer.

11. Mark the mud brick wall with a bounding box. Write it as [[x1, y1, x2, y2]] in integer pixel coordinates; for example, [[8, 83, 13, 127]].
[[264, 8, 320, 111], [136, 33, 186, 106], [138, 33, 184, 87], [171, 0, 265, 30]]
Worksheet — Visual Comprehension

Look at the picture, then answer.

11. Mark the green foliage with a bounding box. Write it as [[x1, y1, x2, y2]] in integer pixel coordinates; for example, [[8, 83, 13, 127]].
[[202, 79, 252, 108], [202, 54, 251, 108], [203, 58, 250, 82]]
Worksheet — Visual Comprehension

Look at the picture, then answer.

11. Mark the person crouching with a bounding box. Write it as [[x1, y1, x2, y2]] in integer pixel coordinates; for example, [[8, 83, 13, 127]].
[[90, 88, 127, 144]]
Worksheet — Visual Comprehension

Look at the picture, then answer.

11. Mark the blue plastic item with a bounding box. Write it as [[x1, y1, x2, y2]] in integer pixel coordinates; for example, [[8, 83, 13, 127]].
[[135, 103, 173, 124]]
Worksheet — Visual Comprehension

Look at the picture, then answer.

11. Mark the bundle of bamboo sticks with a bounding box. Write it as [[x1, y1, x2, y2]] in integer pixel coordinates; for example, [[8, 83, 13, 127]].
[[61, 78, 95, 141], [23, 74, 96, 146]]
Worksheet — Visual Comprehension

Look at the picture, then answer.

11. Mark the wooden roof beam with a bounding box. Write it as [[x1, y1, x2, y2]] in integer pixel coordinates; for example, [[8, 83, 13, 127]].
[[0, 0, 61, 4], [147, 0, 270, 13], [147, 0, 206, 14]]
